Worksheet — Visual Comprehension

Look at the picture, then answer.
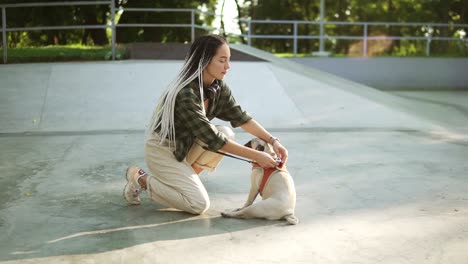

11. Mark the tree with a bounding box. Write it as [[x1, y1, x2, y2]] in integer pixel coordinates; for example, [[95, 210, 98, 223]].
[[115, 0, 217, 43], [237, 0, 467, 55], [1, 0, 466, 55], [239, 0, 320, 53], [1, 0, 217, 47]]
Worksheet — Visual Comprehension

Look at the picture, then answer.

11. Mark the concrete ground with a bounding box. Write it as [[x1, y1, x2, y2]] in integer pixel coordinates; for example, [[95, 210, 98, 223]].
[[1, 47, 468, 263]]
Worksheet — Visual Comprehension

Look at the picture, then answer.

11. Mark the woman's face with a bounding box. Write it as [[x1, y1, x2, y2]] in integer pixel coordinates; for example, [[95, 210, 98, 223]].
[[203, 43, 231, 85]]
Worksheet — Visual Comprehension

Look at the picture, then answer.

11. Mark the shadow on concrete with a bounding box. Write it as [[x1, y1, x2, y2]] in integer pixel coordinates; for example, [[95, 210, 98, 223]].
[[2, 192, 278, 262], [0, 132, 282, 262]]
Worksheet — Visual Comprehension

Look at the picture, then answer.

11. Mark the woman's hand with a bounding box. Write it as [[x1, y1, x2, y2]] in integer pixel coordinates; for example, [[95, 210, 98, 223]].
[[255, 151, 278, 168], [272, 140, 288, 164]]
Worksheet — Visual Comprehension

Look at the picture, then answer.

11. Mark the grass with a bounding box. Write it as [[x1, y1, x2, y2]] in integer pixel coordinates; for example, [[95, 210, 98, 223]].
[[274, 52, 468, 58], [0, 44, 128, 63], [274, 52, 372, 58], [274, 53, 314, 58]]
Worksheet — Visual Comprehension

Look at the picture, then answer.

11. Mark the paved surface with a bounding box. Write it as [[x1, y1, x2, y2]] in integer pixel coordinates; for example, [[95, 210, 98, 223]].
[[1, 46, 468, 263]]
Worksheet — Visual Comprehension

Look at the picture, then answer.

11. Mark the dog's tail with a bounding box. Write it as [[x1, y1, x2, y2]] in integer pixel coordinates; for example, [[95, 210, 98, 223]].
[[284, 214, 299, 225]]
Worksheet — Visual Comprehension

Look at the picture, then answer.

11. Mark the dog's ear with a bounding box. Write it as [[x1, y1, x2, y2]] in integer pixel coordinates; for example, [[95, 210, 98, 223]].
[[244, 140, 252, 148]]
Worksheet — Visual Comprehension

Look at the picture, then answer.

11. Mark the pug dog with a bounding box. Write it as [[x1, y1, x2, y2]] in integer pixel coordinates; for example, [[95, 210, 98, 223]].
[[221, 138, 298, 225]]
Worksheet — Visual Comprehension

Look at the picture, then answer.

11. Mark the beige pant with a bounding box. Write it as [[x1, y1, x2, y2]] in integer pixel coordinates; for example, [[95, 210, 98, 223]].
[[144, 126, 234, 214]]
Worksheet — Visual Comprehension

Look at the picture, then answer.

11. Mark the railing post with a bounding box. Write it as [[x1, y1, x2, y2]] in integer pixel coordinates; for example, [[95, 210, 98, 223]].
[[363, 23, 368, 57], [110, 0, 115, 60], [319, 22, 324, 53], [319, 0, 325, 53], [2, 7, 7, 64], [293, 21, 298, 56], [426, 26, 433, 57], [247, 19, 251, 46], [426, 37, 431, 56], [191, 9, 195, 42]]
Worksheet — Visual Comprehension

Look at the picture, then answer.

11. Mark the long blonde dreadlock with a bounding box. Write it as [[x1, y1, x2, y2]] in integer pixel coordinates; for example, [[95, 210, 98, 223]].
[[147, 35, 228, 148]]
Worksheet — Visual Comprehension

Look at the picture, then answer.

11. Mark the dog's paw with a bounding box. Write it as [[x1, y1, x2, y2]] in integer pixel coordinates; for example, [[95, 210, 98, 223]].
[[221, 212, 232, 218], [221, 208, 244, 218], [284, 215, 299, 225]]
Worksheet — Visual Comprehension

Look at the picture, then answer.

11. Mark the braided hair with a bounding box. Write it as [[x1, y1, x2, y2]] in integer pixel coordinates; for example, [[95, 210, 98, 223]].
[[147, 34, 228, 147]]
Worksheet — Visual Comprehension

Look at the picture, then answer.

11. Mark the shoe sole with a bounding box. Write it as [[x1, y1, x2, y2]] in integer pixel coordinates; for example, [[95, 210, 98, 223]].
[[123, 166, 140, 205]]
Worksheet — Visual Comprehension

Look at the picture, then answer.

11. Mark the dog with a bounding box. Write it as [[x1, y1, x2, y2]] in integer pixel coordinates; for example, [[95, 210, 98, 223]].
[[221, 138, 298, 225]]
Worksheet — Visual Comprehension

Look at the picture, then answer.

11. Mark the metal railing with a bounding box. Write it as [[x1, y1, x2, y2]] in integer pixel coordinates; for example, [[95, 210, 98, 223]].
[[1, 2, 467, 63], [0, 1, 213, 63], [1, 1, 115, 63], [238, 19, 468, 57]]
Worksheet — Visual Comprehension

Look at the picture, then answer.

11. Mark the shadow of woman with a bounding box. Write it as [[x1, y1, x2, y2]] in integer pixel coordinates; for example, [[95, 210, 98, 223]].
[[7, 204, 279, 261]]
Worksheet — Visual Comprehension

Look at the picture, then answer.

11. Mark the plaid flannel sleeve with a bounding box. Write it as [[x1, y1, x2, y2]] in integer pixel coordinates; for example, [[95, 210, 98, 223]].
[[175, 87, 228, 151], [215, 83, 252, 127]]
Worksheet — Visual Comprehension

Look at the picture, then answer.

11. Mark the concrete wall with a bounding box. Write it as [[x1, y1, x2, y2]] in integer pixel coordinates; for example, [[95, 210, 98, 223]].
[[127, 43, 265, 61], [290, 57, 468, 90]]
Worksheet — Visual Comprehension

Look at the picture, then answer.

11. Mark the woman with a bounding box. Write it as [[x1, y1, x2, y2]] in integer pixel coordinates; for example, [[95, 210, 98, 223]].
[[124, 34, 288, 214]]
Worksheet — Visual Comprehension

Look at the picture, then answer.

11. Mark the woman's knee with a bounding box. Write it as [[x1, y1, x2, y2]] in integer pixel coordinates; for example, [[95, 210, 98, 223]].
[[188, 196, 210, 214], [216, 125, 235, 140]]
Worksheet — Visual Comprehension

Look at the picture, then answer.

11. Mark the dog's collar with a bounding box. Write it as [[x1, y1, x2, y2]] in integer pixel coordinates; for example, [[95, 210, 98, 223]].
[[252, 163, 286, 195]]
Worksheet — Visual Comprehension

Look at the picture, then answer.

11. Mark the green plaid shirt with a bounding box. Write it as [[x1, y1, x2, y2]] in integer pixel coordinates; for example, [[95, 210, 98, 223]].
[[158, 80, 252, 161]]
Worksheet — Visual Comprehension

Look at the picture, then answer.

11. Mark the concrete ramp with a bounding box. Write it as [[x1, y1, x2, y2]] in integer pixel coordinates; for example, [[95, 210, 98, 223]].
[[267, 64, 431, 129], [231, 44, 468, 133], [1, 61, 176, 133], [0, 58, 450, 134], [1, 61, 309, 133]]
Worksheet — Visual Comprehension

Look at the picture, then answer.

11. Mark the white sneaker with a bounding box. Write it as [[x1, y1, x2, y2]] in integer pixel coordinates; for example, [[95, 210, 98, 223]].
[[123, 165, 147, 205]]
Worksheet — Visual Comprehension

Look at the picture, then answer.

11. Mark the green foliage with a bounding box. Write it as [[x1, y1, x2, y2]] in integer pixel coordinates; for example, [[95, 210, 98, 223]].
[[116, 0, 217, 43], [0, 0, 466, 59], [0, 45, 128, 63], [1, 0, 218, 47], [241, 0, 467, 56]]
